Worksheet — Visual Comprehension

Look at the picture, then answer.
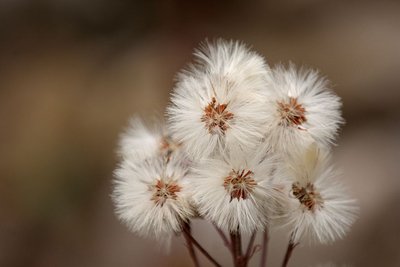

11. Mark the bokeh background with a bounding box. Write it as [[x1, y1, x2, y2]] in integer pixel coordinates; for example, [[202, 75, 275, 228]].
[[1, 0, 400, 266]]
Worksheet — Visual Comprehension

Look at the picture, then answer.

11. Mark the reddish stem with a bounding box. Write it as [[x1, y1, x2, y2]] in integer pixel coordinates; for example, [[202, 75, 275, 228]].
[[260, 228, 269, 267], [230, 230, 246, 267], [281, 239, 298, 267], [182, 226, 222, 267], [244, 231, 257, 264], [182, 222, 199, 267], [214, 224, 233, 254]]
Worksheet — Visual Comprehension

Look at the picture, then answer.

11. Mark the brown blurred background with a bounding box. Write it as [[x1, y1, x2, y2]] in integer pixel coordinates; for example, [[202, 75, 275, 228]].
[[1, 0, 399, 266]]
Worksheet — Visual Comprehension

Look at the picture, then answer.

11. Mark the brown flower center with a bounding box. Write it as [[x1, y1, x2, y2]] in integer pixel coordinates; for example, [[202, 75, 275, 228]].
[[223, 169, 257, 201], [292, 182, 323, 211], [160, 136, 180, 159], [277, 97, 307, 127], [201, 97, 234, 134], [150, 179, 181, 206]]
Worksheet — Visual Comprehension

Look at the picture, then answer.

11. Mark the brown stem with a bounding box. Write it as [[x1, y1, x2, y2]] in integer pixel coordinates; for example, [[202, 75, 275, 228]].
[[214, 224, 233, 254], [182, 226, 222, 267], [259, 228, 269, 267], [230, 232, 238, 267], [244, 231, 257, 264], [281, 239, 298, 267], [230, 230, 245, 267], [182, 222, 199, 267]]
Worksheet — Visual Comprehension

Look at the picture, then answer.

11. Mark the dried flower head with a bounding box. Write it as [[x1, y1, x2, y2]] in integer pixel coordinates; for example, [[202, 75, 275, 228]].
[[150, 179, 182, 207], [291, 181, 323, 212], [118, 117, 186, 165], [278, 145, 358, 244], [201, 97, 234, 134], [190, 149, 284, 234], [263, 64, 344, 155], [223, 169, 257, 201], [167, 39, 270, 159], [112, 154, 195, 239], [277, 97, 307, 127]]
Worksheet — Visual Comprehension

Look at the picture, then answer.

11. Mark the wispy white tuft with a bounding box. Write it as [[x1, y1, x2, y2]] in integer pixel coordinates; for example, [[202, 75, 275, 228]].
[[112, 154, 195, 240], [277, 145, 358, 244], [118, 116, 184, 163], [263, 64, 344, 156], [167, 39, 271, 159], [190, 148, 284, 234]]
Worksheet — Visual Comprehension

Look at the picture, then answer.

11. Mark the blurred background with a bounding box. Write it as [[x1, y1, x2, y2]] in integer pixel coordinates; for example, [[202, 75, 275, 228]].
[[1, 0, 399, 266]]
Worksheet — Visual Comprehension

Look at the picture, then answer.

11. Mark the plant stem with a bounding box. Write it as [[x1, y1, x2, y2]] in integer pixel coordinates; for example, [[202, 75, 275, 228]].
[[214, 224, 233, 254], [259, 228, 269, 267], [182, 222, 199, 267], [244, 231, 257, 264], [182, 226, 222, 267], [230, 230, 245, 267], [281, 239, 298, 267]]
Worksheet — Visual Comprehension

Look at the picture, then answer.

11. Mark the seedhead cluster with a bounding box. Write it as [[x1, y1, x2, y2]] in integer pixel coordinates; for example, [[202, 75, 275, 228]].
[[112, 39, 358, 267]]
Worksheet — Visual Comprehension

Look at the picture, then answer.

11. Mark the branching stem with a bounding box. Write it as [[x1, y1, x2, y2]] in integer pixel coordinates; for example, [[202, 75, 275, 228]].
[[260, 228, 269, 267], [182, 222, 199, 267], [244, 231, 257, 264], [214, 224, 233, 254], [230, 230, 246, 267], [281, 237, 298, 267], [182, 225, 222, 267]]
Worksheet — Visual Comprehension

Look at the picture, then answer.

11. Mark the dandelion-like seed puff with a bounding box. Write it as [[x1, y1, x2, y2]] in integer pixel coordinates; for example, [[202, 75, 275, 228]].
[[263, 64, 344, 156], [167, 39, 271, 159], [113, 154, 195, 239], [118, 117, 183, 163], [278, 146, 358, 244], [190, 150, 284, 234]]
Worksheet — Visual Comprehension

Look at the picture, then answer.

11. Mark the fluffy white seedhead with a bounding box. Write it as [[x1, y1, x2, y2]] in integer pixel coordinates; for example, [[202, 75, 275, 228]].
[[190, 149, 284, 234], [118, 117, 184, 163], [113, 154, 195, 239], [277, 146, 358, 244], [263, 64, 344, 156], [167, 39, 271, 159]]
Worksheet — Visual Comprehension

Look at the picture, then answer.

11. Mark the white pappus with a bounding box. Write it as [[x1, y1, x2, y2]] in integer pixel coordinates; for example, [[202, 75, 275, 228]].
[[190, 148, 285, 234], [167, 39, 271, 159], [262, 64, 344, 156], [112, 153, 195, 240], [277, 145, 358, 244], [118, 116, 184, 163]]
